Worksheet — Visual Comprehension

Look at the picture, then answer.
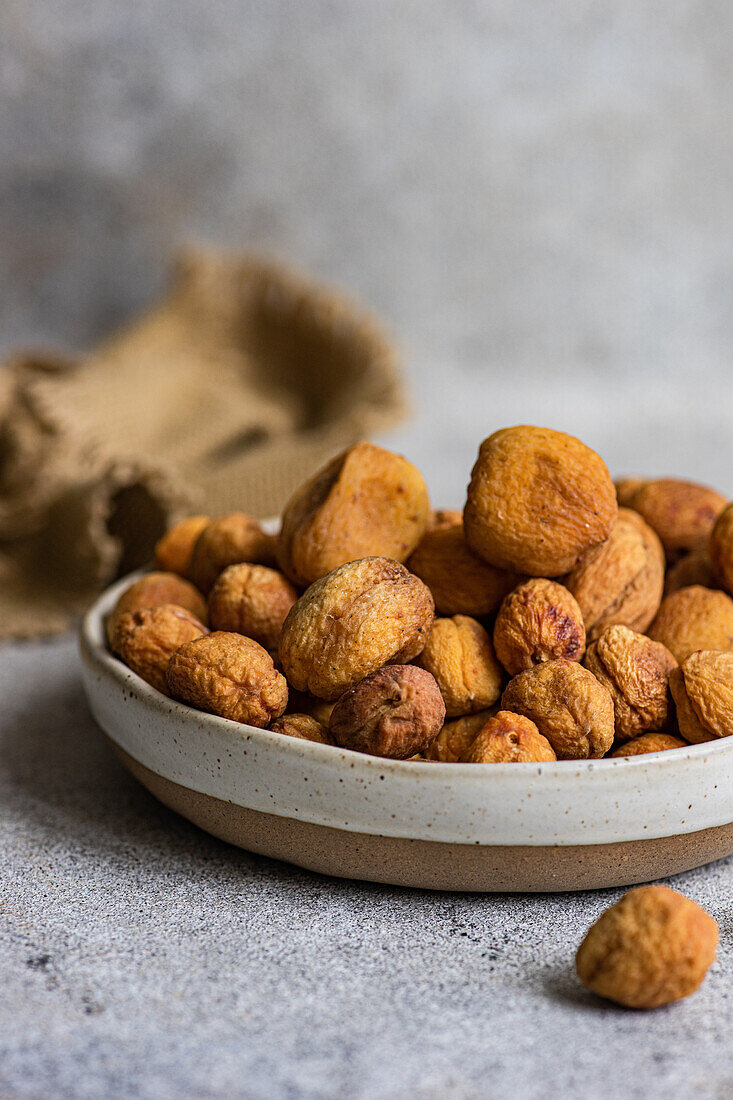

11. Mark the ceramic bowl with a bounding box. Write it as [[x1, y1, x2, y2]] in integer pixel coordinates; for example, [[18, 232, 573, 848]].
[[80, 571, 733, 892]]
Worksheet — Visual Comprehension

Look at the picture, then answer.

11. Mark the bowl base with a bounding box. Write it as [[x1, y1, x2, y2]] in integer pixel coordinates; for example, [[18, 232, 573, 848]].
[[114, 744, 733, 892]]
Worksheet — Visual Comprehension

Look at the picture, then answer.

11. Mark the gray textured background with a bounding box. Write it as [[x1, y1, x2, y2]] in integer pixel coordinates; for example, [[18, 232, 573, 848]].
[[2, 4, 733, 1097], [2, 0, 733, 502]]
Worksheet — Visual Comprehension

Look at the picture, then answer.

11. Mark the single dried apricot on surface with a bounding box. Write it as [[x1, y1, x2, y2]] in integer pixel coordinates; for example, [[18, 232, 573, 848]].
[[576, 885, 718, 1008], [167, 631, 288, 726], [329, 665, 445, 758], [111, 603, 208, 695], [668, 650, 733, 743], [564, 509, 664, 641], [106, 571, 207, 645], [624, 478, 726, 562], [424, 709, 498, 762], [501, 658, 614, 759], [277, 441, 430, 587], [416, 615, 503, 717], [493, 578, 585, 676], [611, 733, 687, 757], [278, 557, 434, 700], [208, 563, 297, 652], [648, 585, 733, 662], [154, 515, 210, 576], [463, 426, 617, 576], [583, 625, 677, 742], [269, 713, 332, 744], [408, 521, 518, 617], [460, 711, 556, 763], [187, 513, 277, 594]]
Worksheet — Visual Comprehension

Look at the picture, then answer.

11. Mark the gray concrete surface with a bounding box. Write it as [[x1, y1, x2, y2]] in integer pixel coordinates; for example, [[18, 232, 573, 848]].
[[1, 635, 732, 1099]]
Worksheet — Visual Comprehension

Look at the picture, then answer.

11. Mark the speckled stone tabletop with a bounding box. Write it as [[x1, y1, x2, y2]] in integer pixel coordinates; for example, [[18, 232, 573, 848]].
[[3, 1, 733, 1096]]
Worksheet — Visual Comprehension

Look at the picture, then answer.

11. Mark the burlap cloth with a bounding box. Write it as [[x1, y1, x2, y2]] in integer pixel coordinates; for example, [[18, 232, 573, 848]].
[[0, 248, 406, 638]]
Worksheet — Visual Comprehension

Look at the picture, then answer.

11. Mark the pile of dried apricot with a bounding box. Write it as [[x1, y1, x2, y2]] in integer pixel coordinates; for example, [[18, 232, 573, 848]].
[[107, 426, 733, 762]]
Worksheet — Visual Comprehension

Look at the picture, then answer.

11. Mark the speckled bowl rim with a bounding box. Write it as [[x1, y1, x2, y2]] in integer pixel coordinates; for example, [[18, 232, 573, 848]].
[[79, 569, 733, 847]]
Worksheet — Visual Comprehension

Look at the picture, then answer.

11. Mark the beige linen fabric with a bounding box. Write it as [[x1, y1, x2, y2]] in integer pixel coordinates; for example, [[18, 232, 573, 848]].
[[0, 248, 406, 637]]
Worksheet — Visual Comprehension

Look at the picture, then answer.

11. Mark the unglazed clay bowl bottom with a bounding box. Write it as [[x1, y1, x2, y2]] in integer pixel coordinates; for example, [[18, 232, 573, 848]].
[[80, 571, 733, 892]]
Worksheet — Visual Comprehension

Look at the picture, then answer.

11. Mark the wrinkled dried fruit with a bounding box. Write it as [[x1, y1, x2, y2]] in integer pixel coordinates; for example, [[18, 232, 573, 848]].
[[208, 563, 298, 652], [429, 508, 463, 530], [285, 689, 336, 726], [279, 557, 434, 700], [648, 585, 733, 663], [408, 522, 519, 617], [106, 571, 207, 645], [464, 426, 617, 576], [583, 625, 677, 742], [709, 502, 733, 596], [423, 709, 498, 763], [111, 604, 208, 695], [460, 711, 556, 763], [416, 615, 503, 717], [269, 713, 332, 744], [624, 478, 727, 562], [564, 509, 664, 641], [329, 665, 445, 758], [614, 477, 647, 508], [167, 631, 288, 726], [668, 650, 733, 743], [664, 547, 718, 596], [576, 885, 718, 1008], [277, 441, 430, 587], [187, 513, 277, 594], [611, 733, 687, 757], [493, 578, 585, 676], [501, 658, 614, 759], [154, 515, 210, 576]]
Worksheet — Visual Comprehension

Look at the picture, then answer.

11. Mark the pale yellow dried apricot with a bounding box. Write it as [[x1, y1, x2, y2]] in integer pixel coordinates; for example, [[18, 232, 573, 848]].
[[493, 578, 585, 676], [416, 615, 503, 717], [408, 522, 518, 618], [611, 733, 687, 757], [648, 585, 733, 662], [583, 625, 677, 741], [187, 513, 277, 594], [111, 603, 208, 695], [423, 709, 498, 763], [625, 478, 727, 562], [167, 631, 288, 726], [576, 886, 718, 1008], [668, 650, 733, 743], [460, 711, 556, 763], [106, 571, 207, 645], [429, 508, 463, 530], [564, 509, 664, 641], [208, 563, 298, 652], [154, 515, 210, 575], [463, 426, 617, 576], [279, 557, 434, 700], [501, 658, 614, 759], [665, 547, 718, 596], [614, 477, 647, 508], [277, 441, 430, 587], [709, 502, 733, 595], [269, 713, 332, 744]]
